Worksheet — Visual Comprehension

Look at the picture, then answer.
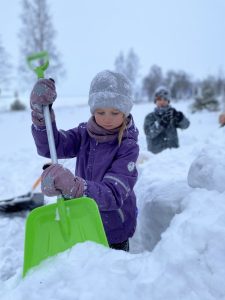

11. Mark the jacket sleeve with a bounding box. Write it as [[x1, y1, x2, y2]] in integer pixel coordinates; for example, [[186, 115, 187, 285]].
[[31, 121, 82, 159], [176, 114, 190, 129], [85, 139, 139, 211], [144, 113, 165, 139]]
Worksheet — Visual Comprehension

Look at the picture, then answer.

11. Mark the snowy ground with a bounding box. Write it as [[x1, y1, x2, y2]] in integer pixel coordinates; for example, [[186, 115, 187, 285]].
[[0, 97, 225, 300]]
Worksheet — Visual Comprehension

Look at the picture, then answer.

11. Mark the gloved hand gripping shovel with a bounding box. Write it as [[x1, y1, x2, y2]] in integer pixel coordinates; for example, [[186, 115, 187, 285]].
[[23, 51, 108, 277]]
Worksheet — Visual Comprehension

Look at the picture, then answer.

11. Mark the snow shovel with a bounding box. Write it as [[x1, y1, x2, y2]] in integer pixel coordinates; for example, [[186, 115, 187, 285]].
[[0, 177, 44, 213], [23, 51, 108, 277]]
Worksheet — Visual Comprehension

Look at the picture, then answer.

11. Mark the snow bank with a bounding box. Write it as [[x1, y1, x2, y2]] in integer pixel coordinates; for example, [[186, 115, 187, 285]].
[[1, 101, 225, 299]]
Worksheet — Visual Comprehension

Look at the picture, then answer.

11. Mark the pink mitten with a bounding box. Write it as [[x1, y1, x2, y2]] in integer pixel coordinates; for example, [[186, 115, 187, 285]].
[[41, 164, 85, 199], [30, 78, 57, 126]]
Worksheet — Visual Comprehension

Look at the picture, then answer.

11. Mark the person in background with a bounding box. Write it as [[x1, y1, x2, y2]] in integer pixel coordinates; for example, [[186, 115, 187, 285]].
[[30, 70, 139, 252], [144, 86, 190, 154], [218, 113, 225, 126]]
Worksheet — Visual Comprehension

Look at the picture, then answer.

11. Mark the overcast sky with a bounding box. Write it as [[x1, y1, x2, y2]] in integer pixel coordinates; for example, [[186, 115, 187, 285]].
[[0, 0, 225, 96]]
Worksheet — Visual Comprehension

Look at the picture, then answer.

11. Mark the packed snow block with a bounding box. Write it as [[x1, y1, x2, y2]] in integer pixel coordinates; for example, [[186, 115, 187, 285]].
[[141, 199, 178, 251], [187, 147, 225, 193], [138, 181, 190, 251]]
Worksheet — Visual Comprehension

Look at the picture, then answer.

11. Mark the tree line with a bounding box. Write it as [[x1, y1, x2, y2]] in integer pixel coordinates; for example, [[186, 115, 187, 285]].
[[114, 49, 225, 112], [0, 0, 224, 113]]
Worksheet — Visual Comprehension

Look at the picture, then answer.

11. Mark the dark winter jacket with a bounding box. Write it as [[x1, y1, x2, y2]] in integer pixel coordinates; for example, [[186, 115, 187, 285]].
[[144, 107, 190, 154], [31, 115, 139, 245]]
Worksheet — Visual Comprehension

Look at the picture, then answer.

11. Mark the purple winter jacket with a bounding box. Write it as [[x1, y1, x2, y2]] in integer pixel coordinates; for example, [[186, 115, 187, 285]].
[[31, 115, 139, 244]]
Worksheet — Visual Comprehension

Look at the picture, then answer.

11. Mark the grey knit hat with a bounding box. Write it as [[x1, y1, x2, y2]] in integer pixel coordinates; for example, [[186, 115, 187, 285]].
[[88, 70, 133, 116], [154, 86, 171, 103]]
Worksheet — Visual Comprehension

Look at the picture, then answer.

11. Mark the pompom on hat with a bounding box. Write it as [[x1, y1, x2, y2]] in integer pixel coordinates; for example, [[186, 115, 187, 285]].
[[88, 70, 133, 116]]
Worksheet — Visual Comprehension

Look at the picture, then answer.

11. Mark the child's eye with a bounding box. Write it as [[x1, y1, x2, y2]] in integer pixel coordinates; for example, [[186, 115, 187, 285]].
[[112, 112, 120, 116], [97, 111, 105, 115]]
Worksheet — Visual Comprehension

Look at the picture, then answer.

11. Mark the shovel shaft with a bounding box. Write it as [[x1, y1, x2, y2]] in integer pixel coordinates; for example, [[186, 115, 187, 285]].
[[43, 105, 58, 164], [43, 105, 70, 239]]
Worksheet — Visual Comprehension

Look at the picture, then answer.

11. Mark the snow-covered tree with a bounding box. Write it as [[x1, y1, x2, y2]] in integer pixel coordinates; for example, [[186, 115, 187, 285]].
[[114, 49, 142, 102], [0, 36, 12, 93], [114, 49, 140, 85], [142, 65, 164, 102], [114, 51, 125, 75], [125, 49, 140, 86], [191, 77, 220, 113], [165, 70, 193, 100], [18, 0, 64, 86]]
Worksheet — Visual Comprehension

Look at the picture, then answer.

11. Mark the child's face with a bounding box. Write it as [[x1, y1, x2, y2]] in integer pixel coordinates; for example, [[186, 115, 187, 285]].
[[94, 108, 124, 130], [155, 97, 169, 107]]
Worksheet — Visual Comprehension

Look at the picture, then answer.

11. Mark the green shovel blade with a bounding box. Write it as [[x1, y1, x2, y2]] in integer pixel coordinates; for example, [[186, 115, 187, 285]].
[[23, 197, 108, 276]]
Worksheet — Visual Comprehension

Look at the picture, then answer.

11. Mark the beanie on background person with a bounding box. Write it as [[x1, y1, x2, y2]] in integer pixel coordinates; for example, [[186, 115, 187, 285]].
[[154, 86, 171, 103], [88, 70, 134, 116]]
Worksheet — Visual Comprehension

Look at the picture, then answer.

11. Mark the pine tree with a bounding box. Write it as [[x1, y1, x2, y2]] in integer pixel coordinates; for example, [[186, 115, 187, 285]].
[[18, 0, 64, 86]]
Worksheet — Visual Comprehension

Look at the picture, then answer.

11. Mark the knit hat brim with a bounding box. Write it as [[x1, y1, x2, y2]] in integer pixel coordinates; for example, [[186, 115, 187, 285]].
[[88, 91, 133, 116]]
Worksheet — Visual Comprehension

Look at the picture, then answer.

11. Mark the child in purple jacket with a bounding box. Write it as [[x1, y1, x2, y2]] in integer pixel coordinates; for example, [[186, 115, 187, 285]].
[[30, 70, 139, 251]]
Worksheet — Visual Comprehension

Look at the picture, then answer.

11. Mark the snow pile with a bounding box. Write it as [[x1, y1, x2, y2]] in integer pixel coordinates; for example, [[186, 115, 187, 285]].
[[188, 145, 225, 192], [1, 102, 225, 299]]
